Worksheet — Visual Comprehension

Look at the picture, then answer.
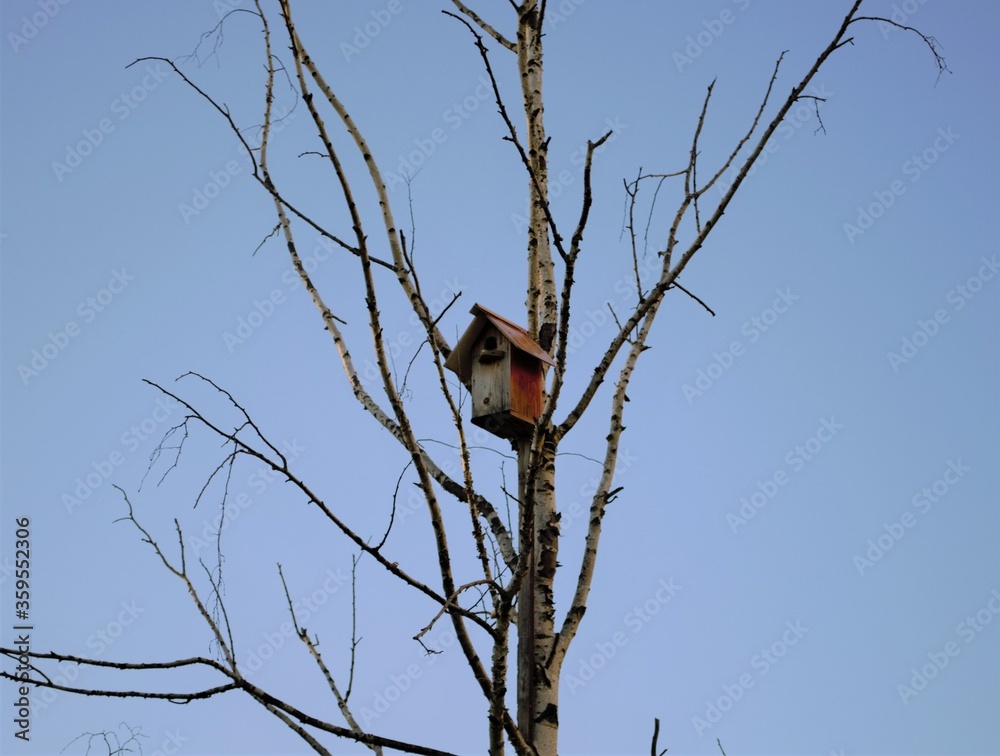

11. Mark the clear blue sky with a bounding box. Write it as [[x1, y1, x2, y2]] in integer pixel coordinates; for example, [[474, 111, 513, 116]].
[[2, 1, 998, 755]]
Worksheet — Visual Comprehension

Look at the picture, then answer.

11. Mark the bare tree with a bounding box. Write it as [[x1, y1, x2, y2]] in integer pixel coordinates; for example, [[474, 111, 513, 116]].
[[2, 2, 946, 754]]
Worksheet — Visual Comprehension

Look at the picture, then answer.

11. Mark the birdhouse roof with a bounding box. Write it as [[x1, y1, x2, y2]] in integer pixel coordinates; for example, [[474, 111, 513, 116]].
[[444, 303, 555, 385]]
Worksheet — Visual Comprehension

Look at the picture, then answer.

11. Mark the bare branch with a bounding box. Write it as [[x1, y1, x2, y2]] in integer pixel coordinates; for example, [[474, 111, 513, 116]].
[[650, 717, 667, 756], [272, 19, 507, 702], [670, 280, 715, 317], [278, 564, 381, 755], [850, 15, 950, 82], [414, 580, 500, 643], [277, 1, 452, 357], [264, 704, 334, 756], [140, 379, 496, 636], [451, 0, 516, 51], [445, 10, 570, 265], [377, 460, 414, 551], [113, 488, 238, 670], [538, 131, 612, 433], [125, 55, 376, 267], [2, 647, 459, 756], [556, 0, 890, 443], [551, 302, 659, 667], [139, 420, 188, 489], [60, 723, 147, 756]]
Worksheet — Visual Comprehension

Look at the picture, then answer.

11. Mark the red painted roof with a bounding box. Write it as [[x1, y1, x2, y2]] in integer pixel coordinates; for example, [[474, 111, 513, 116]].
[[444, 303, 555, 385]]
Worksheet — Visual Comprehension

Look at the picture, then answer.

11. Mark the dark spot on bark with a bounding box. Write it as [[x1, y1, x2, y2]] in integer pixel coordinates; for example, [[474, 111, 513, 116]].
[[537, 703, 558, 724]]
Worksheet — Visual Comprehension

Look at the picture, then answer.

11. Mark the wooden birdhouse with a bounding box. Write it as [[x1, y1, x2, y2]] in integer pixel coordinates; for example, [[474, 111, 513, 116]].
[[444, 304, 555, 440]]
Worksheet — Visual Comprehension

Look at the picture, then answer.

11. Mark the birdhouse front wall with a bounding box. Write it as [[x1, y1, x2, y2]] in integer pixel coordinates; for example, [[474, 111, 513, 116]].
[[467, 324, 545, 439], [470, 326, 512, 421]]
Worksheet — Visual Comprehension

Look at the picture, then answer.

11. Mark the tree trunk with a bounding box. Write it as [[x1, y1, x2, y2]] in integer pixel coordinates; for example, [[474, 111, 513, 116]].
[[516, 433, 560, 756], [515, 436, 536, 745], [530, 434, 560, 755], [516, 1, 561, 753]]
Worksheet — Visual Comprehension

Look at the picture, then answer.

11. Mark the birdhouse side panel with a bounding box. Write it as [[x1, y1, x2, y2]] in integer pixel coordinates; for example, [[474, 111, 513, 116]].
[[510, 349, 544, 421]]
